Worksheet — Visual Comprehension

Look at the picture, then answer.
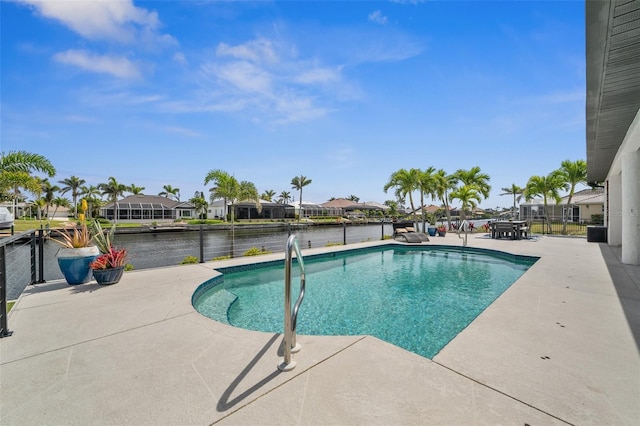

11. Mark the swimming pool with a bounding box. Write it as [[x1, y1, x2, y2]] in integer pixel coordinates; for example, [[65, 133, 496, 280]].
[[193, 245, 538, 358]]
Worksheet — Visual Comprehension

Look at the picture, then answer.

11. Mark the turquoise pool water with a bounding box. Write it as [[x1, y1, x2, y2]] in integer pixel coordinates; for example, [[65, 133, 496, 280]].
[[193, 245, 537, 358]]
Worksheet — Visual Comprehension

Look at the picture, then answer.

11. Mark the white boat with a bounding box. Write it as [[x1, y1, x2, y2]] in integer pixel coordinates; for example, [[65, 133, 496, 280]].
[[0, 206, 15, 229]]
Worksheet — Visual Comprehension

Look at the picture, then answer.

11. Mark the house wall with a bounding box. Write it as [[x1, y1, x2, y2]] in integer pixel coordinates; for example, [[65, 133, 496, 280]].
[[580, 204, 604, 222]]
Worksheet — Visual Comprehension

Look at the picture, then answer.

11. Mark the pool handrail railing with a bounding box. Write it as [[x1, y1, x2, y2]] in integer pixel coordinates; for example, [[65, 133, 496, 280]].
[[279, 235, 306, 371]]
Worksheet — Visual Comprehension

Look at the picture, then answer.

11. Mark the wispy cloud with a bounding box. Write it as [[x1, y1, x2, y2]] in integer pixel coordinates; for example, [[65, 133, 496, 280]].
[[53, 50, 141, 79], [294, 67, 342, 85], [216, 39, 278, 64], [368, 10, 388, 25]]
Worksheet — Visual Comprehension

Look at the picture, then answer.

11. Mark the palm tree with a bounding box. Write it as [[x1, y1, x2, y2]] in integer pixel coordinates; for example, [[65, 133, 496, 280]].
[[40, 178, 60, 219], [384, 168, 420, 226], [417, 167, 436, 231], [159, 184, 180, 201], [278, 191, 291, 204], [450, 185, 482, 222], [189, 191, 208, 219], [80, 185, 103, 219], [432, 169, 457, 230], [204, 170, 260, 256], [291, 175, 312, 221], [205, 170, 237, 222], [500, 184, 523, 220], [454, 166, 491, 200], [524, 174, 565, 233], [32, 197, 47, 220], [261, 189, 276, 202], [59, 176, 86, 219], [0, 151, 56, 216], [384, 200, 399, 217], [128, 184, 145, 195], [51, 196, 70, 220], [554, 159, 587, 234], [99, 177, 127, 223], [346, 194, 360, 202]]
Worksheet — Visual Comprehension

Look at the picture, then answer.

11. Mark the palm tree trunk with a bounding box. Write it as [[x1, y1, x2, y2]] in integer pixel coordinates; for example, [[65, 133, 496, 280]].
[[420, 191, 426, 232], [408, 193, 417, 227], [562, 195, 574, 235]]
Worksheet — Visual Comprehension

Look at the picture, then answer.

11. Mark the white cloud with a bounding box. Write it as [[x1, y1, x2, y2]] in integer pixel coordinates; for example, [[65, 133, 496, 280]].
[[173, 52, 187, 65], [53, 49, 141, 79], [17, 0, 175, 47], [209, 61, 273, 95], [216, 39, 278, 64], [368, 10, 388, 25], [294, 67, 341, 85]]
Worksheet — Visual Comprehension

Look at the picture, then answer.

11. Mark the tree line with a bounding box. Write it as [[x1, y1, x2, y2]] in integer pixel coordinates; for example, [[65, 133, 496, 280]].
[[1, 150, 586, 233], [384, 159, 587, 233]]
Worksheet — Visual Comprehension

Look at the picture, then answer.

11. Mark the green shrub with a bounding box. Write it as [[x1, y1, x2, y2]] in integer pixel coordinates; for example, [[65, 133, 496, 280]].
[[124, 263, 134, 271], [212, 255, 231, 261], [181, 255, 199, 264], [243, 247, 271, 256]]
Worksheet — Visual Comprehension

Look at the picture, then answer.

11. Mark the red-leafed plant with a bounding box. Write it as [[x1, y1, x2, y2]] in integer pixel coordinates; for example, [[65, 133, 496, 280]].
[[90, 246, 127, 270]]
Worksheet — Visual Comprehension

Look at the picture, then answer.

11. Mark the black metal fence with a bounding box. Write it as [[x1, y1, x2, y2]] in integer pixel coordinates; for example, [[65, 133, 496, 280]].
[[1, 223, 392, 309], [527, 217, 589, 236]]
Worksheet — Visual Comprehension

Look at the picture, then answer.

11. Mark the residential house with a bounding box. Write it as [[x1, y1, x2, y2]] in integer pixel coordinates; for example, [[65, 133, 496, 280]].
[[100, 194, 196, 222], [519, 188, 605, 224]]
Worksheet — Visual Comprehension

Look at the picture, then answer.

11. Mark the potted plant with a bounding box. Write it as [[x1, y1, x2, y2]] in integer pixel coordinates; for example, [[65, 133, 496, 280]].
[[51, 221, 99, 285], [89, 220, 127, 285], [437, 225, 447, 237], [90, 246, 127, 285]]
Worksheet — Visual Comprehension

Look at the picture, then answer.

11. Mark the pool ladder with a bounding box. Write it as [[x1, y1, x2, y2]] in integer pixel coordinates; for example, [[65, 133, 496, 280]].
[[457, 220, 469, 247], [278, 235, 306, 371]]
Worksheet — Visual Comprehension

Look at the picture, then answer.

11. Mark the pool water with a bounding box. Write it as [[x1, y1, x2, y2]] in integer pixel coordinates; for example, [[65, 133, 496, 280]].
[[194, 246, 537, 358]]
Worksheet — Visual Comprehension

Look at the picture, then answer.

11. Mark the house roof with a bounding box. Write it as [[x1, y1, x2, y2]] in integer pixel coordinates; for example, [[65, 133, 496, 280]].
[[103, 194, 194, 209], [567, 188, 605, 205], [320, 198, 388, 210], [586, 0, 640, 184], [521, 188, 605, 206], [321, 198, 358, 208]]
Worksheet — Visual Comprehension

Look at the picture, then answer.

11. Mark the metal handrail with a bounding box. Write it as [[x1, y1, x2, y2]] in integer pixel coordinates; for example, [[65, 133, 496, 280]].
[[457, 219, 469, 247], [278, 235, 306, 371]]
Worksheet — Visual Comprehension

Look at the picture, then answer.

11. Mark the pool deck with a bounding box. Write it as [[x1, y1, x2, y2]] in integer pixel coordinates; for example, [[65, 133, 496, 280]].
[[1, 234, 639, 425]]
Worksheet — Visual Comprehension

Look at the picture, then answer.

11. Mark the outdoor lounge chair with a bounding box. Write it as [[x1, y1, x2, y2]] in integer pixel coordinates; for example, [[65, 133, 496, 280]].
[[394, 226, 430, 243]]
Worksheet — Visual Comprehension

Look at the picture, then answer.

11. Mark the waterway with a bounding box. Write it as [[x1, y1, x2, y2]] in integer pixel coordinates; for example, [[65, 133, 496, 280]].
[[5, 224, 392, 299]]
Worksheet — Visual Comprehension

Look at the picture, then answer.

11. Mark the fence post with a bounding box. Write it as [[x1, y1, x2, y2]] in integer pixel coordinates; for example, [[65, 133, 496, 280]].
[[199, 225, 205, 263], [381, 221, 385, 240], [343, 222, 347, 245], [0, 246, 12, 338], [30, 231, 36, 285], [38, 229, 45, 283]]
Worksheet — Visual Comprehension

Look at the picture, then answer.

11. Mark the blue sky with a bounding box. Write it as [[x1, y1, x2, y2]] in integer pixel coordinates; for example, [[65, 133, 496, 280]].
[[1, 0, 586, 209]]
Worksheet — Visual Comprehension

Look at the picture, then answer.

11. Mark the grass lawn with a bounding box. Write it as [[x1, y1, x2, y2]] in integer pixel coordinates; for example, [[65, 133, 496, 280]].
[[9, 219, 69, 233]]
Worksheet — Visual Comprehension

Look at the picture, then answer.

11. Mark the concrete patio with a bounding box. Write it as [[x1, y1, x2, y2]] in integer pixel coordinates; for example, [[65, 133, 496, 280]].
[[1, 235, 638, 425]]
